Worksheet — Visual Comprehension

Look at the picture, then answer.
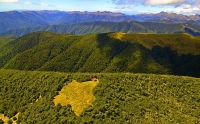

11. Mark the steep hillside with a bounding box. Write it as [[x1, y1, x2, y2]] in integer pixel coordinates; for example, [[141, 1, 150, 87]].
[[1, 32, 200, 77], [0, 69, 199, 123], [0, 32, 77, 68], [2, 21, 200, 36]]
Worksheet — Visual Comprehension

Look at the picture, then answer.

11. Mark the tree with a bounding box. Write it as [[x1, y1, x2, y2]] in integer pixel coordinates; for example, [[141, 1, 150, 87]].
[[7, 119, 13, 124]]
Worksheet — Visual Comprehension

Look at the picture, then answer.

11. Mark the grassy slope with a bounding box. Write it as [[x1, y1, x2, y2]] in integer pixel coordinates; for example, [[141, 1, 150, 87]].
[[109, 33, 200, 55], [0, 69, 199, 123]]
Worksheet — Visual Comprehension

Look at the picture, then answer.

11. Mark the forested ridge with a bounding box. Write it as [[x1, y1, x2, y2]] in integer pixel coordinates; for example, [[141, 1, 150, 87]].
[[2, 21, 200, 36], [1, 32, 200, 77], [0, 69, 199, 123]]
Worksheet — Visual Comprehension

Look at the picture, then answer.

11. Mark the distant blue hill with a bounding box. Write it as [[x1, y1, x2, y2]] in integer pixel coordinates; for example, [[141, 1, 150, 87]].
[[1, 10, 200, 35]]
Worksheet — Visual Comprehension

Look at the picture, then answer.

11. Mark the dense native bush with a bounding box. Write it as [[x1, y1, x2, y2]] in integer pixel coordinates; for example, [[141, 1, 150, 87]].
[[0, 69, 199, 123]]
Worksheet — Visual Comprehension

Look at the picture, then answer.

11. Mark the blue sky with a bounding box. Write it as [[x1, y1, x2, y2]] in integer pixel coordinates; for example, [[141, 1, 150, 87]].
[[0, 0, 199, 15]]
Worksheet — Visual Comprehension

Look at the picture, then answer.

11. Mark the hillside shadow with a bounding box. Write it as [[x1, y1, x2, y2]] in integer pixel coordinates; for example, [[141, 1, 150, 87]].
[[151, 46, 200, 77], [96, 33, 200, 77], [96, 33, 166, 73]]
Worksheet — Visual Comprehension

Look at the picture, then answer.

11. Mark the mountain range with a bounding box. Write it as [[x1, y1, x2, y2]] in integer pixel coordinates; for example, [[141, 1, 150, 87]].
[[1, 10, 200, 35]]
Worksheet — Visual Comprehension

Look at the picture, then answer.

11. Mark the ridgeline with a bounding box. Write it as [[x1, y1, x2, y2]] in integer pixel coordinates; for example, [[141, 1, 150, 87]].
[[0, 32, 200, 77]]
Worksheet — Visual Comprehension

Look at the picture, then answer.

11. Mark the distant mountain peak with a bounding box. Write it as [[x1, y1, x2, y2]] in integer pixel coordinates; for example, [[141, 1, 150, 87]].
[[67, 11, 125, 16]]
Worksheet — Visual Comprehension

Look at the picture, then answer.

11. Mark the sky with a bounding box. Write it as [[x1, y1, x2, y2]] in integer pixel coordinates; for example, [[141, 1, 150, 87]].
[[0, 0, 199, 15]]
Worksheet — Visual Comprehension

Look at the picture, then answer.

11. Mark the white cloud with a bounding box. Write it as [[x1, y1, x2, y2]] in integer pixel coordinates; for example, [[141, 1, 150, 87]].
[[114, 5, 126, 9], [24, 1, 32, 5], [0, 0, 18, 2], [183, 4, 191, 9], [128, 5, 134, 9], [114, 5, 134, 10], [146, 0, 186, 5], [41, 3, 49, 6], [112, 0, 188, 5], [164, 6, 199, 15], [112, 0, 140, 5]]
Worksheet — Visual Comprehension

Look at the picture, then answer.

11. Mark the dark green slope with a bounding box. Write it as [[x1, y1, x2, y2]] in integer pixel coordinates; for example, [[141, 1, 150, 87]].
[[2, 33, 82, 70], [0, 32, 67, 68], [1, 32, 200, 77], [0, 69, 200, 123]]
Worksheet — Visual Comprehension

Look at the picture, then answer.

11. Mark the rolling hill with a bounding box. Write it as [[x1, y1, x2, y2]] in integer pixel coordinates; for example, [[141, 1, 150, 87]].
[[0, 69, 199, 123], [2, 21, 200, 36], [1, 31, 200, 77]]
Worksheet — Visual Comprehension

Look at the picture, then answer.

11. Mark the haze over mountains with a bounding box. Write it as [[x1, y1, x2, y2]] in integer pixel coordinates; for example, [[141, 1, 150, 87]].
[[1, 10, 200, 36]]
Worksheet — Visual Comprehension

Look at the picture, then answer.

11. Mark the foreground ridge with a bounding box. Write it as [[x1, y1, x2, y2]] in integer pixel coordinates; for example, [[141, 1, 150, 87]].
[[0, 69, 199, 123]]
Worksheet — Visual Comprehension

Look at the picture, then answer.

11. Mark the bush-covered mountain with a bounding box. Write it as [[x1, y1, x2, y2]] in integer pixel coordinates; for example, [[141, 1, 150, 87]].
[[1, 31, 200, 77], [0, 69, 199, 123], [1, 10, 200, 35], [2, 21, 200, 36]]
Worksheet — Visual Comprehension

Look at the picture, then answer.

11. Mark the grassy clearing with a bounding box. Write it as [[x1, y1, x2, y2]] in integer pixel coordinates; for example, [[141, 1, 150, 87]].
[[53, 79, 99, 116], [0, 114, 9, 123]]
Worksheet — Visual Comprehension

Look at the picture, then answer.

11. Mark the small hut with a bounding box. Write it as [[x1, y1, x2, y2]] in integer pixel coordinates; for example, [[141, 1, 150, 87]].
[[91, 77, 97, 81]]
